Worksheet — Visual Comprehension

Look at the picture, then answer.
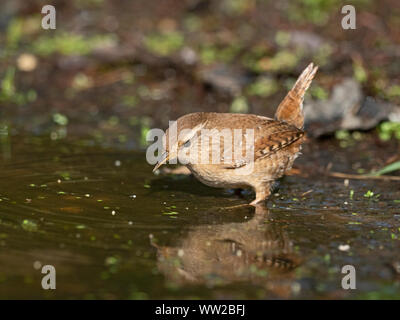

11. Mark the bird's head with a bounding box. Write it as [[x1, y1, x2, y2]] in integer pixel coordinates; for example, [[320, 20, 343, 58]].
[[153, 113, 208, 172]]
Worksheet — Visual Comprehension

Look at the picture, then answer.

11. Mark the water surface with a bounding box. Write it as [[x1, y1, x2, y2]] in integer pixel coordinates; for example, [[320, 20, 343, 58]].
[[0, 135, 399, 299]]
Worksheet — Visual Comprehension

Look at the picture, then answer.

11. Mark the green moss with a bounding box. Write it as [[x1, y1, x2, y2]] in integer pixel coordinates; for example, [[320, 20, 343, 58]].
[[6, 18, 23, 50], [199, 44, 241, 65], [105, 256, 119, 266], [313, 44, 333, 66], [199, 46, 216, 64], [218, 45, 242, 63], [71, 73, 93, 90], [335, 129, 350, 140], [0, 67, 16, 101], [378, 121, 400, 141], [183, 15, 202, 32], [21, 219, 38, 232], [353, 60, 368, 83], [0, 67, 37, 105], [74, 0, 104, 8], [310, 85, 329, 100], [122, 95, 138, 108], [221, 0, 255, 15], [385, 85, 400, 98], [287, 0, 340, 25], [241, 44, 270, 72], [53, 113, 69, 126], [33, 32, 116, 56], [258, 50, 300, 72], [230, 96, 249, 113], [275, 31, 291, 47], [144, 31, 184, 56], [247, 77, 278, 97], [139, 116, 152, 147]]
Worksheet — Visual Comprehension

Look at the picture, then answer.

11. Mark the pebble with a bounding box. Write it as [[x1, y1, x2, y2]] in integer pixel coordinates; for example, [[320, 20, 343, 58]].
[[338, 244, 350, 251], [17, 53, 38, 72]]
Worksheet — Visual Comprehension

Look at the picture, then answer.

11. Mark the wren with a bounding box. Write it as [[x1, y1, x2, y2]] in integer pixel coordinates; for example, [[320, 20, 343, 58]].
[[153, 63, 318, 205]]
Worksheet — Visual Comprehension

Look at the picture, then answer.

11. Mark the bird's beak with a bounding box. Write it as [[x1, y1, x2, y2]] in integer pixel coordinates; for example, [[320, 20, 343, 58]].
[[152, 151, 170, 172]]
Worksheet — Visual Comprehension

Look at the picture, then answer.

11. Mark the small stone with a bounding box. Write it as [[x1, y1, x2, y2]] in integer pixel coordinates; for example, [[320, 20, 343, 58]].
[[33, 261, 42, 270], [338, 244, 350, 251], [17, 53, 38, 72]]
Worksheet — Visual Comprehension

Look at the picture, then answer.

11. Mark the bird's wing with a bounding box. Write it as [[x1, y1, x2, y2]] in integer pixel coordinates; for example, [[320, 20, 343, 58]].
[[220, 120, 305, 169]]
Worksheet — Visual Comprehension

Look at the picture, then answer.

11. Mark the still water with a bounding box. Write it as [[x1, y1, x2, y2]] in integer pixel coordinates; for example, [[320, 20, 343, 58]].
[[0, 136, 399, 299]]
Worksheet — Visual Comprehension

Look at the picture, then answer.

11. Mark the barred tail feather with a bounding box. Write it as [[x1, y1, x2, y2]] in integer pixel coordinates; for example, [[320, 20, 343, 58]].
[[274, 63, 318, 129]]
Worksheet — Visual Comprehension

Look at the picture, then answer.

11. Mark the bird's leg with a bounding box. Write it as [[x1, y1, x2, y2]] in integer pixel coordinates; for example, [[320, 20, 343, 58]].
[[250, 183, 272, 206]]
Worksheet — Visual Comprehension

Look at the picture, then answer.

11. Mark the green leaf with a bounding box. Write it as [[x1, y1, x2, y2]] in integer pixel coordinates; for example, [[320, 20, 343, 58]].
[[370, 161, 400, 176]]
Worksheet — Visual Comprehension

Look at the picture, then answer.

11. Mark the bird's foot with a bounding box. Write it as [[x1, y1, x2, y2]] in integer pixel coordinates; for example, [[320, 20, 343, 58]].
[[250, 198, 267, 206], [251, 183, 272, 206]]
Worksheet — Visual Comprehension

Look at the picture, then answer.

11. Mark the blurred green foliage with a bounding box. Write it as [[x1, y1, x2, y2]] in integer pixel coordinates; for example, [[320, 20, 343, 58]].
[[32, 32, 117, 56], [353, 60, 368, 83], [378, 121, 400, 141], [247, 77, 278, 97], [288, 0, 338, 25], [335, 129, 364, 148], [265, 50, 300, 72], [385, 85, 400, 99], [6, 18, 23, 50], [0, 67, 37, 105], [144, 31, 184, 56], [53, 113, 69, 126], [288, 0, 371, 26], [310, 85, 329, 100], [199, 44, 242, 65], [230, 96, 249, 113], [221, 0, 255, 15], [371, 161, 400, 176]]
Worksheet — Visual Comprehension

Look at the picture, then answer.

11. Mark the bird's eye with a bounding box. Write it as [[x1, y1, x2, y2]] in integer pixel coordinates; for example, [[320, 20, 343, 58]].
[[183, 140, 191, 148]]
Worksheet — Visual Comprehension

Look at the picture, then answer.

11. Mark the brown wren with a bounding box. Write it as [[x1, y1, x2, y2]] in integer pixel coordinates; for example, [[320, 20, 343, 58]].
[[153, 63, 318, 205]]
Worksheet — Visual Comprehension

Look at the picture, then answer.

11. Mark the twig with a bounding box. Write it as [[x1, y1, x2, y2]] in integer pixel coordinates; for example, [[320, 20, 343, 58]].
[[288, 168, 400, 181], [323, 171, 400, 181]]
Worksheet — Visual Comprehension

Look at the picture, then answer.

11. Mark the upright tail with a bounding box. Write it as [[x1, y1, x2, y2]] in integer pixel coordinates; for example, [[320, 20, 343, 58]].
[[274, 63, 318, 129]]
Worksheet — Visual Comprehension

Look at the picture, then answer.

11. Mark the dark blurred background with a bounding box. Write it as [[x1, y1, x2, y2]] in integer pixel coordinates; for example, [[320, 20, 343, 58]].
[[0, 0, 399, 150]]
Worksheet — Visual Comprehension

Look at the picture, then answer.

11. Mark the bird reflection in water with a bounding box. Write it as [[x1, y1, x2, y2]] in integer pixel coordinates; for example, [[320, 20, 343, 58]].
[[151, 205, 301, 298]]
